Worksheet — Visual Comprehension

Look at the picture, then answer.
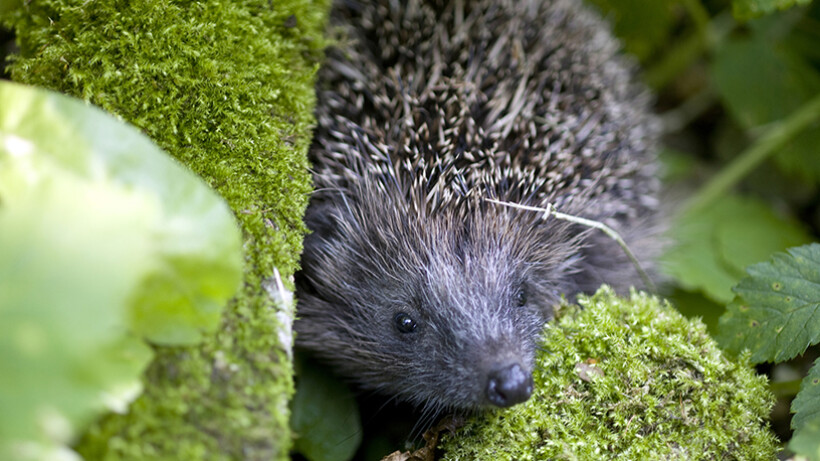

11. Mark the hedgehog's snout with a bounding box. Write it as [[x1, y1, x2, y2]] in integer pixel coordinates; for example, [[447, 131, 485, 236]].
[[486, 363, 533, 407]]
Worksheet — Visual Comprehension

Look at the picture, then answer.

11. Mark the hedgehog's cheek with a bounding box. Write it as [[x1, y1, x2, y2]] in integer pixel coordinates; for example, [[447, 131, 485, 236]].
[[485, 362, 534, 407]]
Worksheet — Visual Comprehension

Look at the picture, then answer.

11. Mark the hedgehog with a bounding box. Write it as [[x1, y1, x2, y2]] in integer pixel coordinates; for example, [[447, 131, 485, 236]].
[[294, 0, 661, 413]]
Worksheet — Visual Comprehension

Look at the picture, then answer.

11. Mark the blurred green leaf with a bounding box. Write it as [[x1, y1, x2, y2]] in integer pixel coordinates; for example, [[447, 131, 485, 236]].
[[291, 356, 362, 461], [782, 2, 820, 63], [662, 218, 740, 304], [712, 32, 820, 181], [789, 415, 820, 460], [746, 3, 808, 36], [0, 0, 21, 16], [663, 195, 811, 303], [733, 0, 812, 21], [711, 117, 749, 162], [0, 81, 243, 345], [775, 128, 820, 182], [717, 207, 812, 272], [713, 35, 820, 129], [792, 358, 820, 432], [717, 243, 820, 363], [0, 81, 242, 457], [586, 0, 677, 61], [659, 148, 699, 184], [668, 289, 725, 335]]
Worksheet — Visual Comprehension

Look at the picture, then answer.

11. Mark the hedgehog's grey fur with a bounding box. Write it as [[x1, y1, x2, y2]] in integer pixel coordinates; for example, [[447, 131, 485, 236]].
[[295, 0, 661, 412]]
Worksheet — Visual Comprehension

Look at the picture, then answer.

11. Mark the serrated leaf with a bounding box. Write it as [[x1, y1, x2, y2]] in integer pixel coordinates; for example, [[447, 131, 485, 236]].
[[789, 415, 820, 461], [733, 0, 812, 20], [291, 356, 362, 461], [717, 243, 820, 363], [662, 195, 810, 303], [792, 358, 820, 431]]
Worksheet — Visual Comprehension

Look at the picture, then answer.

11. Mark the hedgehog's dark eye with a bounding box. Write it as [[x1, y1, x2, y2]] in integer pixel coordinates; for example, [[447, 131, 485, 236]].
[[394, 312, 417, 333], [516, 288, 527, 307]]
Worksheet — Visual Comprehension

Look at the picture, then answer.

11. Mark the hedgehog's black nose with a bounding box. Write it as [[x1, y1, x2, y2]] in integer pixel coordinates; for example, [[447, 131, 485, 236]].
[[486, 363, 533, 407]]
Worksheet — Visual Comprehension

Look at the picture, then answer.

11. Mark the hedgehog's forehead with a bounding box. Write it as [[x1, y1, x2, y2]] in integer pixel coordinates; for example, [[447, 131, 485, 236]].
[[356, 197, 537, 257], [410, 211, 529, 274], [423, 241, 517, 293]]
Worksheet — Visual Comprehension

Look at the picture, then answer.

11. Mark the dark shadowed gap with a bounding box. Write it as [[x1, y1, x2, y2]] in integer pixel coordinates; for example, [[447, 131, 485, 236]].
[[0, 26, 14, 80]]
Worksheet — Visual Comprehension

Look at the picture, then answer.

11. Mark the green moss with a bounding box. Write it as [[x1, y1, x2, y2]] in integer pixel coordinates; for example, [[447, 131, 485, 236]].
[[441, 287, 779, 460], [3, 0, 329, 459]]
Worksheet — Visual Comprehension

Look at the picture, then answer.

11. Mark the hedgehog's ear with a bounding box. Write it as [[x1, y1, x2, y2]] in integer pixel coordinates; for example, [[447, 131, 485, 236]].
[[297, 200, 345, 297], [303, 198, 343, 241], [293, 292, 350, 350]]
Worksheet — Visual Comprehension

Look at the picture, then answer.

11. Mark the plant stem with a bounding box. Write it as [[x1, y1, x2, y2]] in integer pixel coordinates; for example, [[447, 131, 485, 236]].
[[685, 93, 820, 214]]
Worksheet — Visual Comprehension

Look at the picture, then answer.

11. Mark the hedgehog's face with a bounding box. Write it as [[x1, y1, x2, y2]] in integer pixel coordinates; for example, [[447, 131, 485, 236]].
[[296, 200, 560, 411], [379, 252, 552, 410]]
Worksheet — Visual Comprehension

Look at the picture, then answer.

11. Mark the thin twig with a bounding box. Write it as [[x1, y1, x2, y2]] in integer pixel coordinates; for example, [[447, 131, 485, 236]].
[[486, 198, 656, 292]]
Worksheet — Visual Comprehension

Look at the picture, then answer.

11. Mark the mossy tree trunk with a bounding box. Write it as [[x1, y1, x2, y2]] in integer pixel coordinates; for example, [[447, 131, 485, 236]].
[[2, 1, 329, 459]]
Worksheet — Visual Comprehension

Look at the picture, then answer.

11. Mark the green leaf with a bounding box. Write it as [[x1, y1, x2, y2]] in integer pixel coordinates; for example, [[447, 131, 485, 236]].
[[717, 243, 820, 363], [713, 35, 820, 129], [717, 206, 812, 273], [733, 0, 812, 21], [662, 195, 811, 303], [0, 81, 243, 345], [659, 148, 698, 184], [584, 0, 676, 61], [662, 203, 741, 304], [789, 415, 820, 461], [0, 81, 242, 457], [775, 127, 820, 182], [668, 288, 725, 336], [0, 0, 19, 16], [712, 30, 820, 181], [792, 358, 820, 431], [290, 356, 362, 461]]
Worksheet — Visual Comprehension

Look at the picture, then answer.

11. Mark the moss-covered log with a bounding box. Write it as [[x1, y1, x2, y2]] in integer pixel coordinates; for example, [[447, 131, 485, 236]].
[[440, 287, 778, 459], [2, 1, 329, 458]]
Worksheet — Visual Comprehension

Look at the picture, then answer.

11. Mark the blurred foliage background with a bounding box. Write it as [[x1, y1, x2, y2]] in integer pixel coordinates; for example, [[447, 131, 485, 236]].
[[3, 0, 820, 458]]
